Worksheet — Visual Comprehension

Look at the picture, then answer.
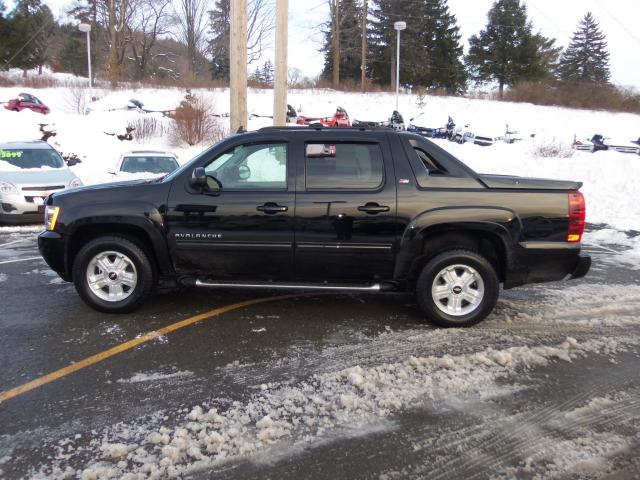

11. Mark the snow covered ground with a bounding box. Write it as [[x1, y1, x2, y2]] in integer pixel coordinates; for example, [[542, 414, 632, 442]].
[[1, 81, 638, 231]]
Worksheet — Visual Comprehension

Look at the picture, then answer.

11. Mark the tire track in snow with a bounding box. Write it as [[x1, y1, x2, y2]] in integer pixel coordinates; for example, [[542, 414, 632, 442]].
[[463, 396, 640, 480], [426, 378, 640, 479]]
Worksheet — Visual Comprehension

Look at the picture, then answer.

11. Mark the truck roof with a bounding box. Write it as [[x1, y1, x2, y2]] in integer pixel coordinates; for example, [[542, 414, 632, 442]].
[[258, 126, 396, 133]]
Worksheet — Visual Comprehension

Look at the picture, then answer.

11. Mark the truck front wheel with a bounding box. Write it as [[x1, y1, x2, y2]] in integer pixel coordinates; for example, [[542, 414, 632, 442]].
[[416, 249, 499, 327], [72, 236, 154, 313]]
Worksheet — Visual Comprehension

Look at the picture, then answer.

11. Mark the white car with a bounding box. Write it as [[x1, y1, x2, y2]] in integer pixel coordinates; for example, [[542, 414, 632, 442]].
[[0, 141, 82, 224], [110, 151, 180, 179]]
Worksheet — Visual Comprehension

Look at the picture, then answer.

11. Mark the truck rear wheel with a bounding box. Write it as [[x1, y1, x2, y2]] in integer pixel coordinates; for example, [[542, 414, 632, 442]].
[[416, 249, 499, 327], [72, 236, 154, 313]]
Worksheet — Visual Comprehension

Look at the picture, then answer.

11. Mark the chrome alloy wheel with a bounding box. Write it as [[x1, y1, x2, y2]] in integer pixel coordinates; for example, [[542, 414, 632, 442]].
[[86, 250, 138, 302], [431, 264, 485, 316]]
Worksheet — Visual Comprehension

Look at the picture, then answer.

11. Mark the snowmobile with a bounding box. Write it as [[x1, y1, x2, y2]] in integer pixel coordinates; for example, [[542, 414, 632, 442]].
[[296, 106, 351, 128], [573, 134, 640, 154], [503, 124, 523, 144], [248, 104, 298, 123], [104, 126, 135, 141], [446, 117, 506, 147], [405, 113, 448, 138], [352, 110, 405, 131], [452, 123, 476, 144]]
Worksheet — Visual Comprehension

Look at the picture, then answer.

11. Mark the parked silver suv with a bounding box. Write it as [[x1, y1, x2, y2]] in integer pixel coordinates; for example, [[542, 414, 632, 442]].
[[0, 141, 82, 224]]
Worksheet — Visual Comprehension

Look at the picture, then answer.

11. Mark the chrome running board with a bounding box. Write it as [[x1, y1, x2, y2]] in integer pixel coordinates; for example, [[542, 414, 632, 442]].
[[194, 279, 383, 292]]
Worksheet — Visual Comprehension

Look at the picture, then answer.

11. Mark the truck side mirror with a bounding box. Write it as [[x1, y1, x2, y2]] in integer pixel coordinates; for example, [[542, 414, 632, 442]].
[[190, 167, 207, 188]]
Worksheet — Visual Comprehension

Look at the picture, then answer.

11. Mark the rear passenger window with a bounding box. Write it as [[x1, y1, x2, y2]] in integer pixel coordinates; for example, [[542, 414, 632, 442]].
[[305, 143, 384, 190]]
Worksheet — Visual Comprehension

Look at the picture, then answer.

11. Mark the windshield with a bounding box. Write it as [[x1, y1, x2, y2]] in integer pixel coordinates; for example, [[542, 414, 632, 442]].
[[120, 156, 179, 174], [0, 148, 64, 170]]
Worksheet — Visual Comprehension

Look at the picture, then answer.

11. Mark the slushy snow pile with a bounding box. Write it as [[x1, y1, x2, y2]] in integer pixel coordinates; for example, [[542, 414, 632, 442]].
[[30, 335, 631, 479], [117, 371, 194, 384]]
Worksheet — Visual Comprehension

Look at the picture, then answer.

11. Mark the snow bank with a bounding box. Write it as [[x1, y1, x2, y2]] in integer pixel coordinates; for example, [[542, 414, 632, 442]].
[[1, 86, 638, 231]]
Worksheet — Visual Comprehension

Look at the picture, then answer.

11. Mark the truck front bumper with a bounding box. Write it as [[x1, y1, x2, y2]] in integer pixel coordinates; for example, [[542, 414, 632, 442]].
[[38, 230, 70, 281]]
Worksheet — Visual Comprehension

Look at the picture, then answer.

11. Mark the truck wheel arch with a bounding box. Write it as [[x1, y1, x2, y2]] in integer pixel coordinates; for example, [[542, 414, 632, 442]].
[[395, 207, 519, 286], [413, 228, 508, 284], [65, 219, 171, 281]]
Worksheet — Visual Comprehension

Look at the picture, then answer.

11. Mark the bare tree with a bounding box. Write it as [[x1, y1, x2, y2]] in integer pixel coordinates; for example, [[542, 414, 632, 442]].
[[287, 66, 301, 87], [107, 0, 130, 84], [174, 0, 209, 78], [207, 0, 273, 80], [246, 0, 273, 63], [128, 0, 172, 79]]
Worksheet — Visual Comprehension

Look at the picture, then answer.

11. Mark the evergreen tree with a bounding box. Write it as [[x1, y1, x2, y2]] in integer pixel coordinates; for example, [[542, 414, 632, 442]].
[[57, 24, 88, 75], [419, 0, 466, 93], [320, 0, 362, 85], [249, 59, 274, 86], [465, 0, 560, 95], [368, 0, 466, 93], [261, 59, 274, 85], [558, 12, 610, 84], [0, 1, 9, 65], [5, 0, 55, 73], [208, 0, 230, 80]]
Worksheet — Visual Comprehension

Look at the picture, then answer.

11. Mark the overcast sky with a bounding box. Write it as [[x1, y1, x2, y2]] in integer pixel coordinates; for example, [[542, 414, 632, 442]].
[[25, 0, 640, 89]]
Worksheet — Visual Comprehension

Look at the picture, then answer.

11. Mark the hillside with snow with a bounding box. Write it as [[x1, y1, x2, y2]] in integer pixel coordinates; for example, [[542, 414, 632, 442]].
[[1, 79, 639, 236]]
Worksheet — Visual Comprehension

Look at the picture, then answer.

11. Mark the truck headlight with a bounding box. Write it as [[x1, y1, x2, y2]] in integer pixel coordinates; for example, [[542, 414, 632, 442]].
[[0, 181, 18, 195], [44, 206, 60, 231], [69, 177, 83, 188]]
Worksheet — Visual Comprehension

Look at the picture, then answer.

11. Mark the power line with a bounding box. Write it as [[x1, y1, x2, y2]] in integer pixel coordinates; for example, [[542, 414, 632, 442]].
[[526, 0, 572, 37], [2, 18, 53, 69], [593, 0, 640, 46]]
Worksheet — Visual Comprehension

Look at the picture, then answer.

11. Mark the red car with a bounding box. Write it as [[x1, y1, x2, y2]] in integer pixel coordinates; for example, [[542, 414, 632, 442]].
[[4, 93, 50, 114], [296, 106, 350, 128]]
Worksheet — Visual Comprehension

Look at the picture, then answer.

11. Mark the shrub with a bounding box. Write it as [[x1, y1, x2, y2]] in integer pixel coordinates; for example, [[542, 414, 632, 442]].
[[168, 90, 227, 146], [531, 138, 575, 158], [128, 117, 167, 143], [65, 86, 89, 114], [504, 81, 640, 114]]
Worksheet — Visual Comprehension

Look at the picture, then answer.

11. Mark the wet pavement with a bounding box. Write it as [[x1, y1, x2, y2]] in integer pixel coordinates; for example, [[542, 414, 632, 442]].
[[0, 227, 639, 479]]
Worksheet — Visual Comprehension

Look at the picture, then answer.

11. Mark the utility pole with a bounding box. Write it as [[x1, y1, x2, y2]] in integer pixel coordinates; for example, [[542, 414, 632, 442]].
[[273, 0, 288, 126], [330, 0, 340, 89], [394, 21, 406, 111], [230, 0, 248, 132], [360, 0, 367, 92]]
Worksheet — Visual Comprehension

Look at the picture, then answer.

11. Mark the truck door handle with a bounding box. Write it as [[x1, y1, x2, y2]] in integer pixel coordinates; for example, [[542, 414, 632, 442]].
[[257, 203, 288, 214], [357, 202, 390, 214]]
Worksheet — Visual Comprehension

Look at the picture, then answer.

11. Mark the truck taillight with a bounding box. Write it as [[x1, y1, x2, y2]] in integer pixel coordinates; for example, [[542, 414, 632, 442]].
[[567, 191, 585, 242]]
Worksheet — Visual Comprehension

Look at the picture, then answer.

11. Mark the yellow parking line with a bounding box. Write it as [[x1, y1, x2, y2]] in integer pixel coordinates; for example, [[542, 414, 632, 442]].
[[0, 293, 307, 404]]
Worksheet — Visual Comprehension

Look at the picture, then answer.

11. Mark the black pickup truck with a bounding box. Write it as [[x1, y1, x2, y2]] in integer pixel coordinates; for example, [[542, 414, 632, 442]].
[[38, 127, 590, 327]]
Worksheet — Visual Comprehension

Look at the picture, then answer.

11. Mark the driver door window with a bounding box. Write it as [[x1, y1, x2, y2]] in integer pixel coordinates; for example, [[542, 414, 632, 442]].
[[204, 143, 287, 190]]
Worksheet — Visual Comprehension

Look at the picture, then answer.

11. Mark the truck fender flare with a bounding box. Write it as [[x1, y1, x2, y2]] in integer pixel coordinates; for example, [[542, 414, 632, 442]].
[[394, 206, 521, 280], [64, 209, 173, 276]]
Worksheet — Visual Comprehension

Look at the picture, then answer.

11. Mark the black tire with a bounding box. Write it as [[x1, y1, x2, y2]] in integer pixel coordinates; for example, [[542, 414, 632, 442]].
[[415, 249, 499, 328], [72, 235, 155, 313]]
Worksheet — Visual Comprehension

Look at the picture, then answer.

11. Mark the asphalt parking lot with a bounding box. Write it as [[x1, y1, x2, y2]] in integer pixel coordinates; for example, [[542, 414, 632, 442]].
[[1, 227, 639, 479]]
